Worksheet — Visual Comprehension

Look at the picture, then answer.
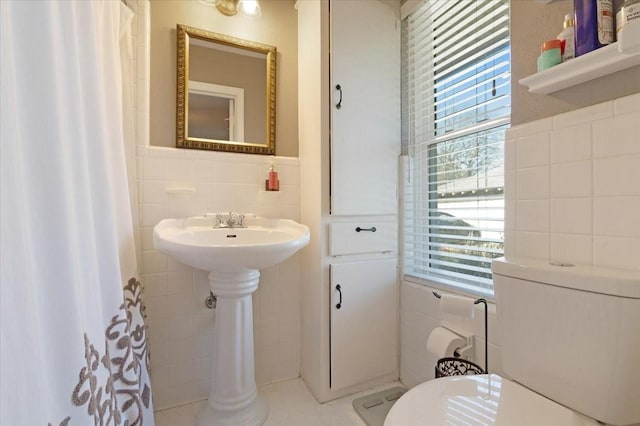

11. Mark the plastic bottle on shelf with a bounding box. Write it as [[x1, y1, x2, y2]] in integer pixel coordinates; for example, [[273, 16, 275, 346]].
[[265, 163, 279, 191], [574, 0, 614, 57], [537, 39, 563, 71], [617, 0, 640, 52], [617, 0, 640, 34], [557, 14, 575, 61]]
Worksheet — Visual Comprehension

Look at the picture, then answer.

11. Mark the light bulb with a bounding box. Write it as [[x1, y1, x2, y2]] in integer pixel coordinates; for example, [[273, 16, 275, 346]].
[[238, 0, 261, 18]]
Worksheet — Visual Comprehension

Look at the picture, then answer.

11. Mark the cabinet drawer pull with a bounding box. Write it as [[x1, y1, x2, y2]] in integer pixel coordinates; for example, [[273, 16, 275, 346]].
[[335, 84, 343, 110], [336, 284, 342, 309], [355, 226, 376, 233]]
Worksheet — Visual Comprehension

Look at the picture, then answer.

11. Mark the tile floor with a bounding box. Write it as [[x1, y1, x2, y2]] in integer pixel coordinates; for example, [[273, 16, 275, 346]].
[[154, 378, 402, 426]]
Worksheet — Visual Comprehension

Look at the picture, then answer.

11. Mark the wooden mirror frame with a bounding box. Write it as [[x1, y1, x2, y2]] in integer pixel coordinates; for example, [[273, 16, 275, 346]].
[[176, 24, 277, 155]]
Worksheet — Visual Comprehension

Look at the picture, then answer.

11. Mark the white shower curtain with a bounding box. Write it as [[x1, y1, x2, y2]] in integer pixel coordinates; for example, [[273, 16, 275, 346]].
[[1, 1, 153, 424]]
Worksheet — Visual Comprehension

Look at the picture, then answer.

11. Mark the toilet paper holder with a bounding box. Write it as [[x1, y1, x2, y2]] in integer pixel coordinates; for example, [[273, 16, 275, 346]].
[[433, 291, 488, 374]]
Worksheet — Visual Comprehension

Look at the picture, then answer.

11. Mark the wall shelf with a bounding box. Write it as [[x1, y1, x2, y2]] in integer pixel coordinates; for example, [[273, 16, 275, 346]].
[[165, 186, 196, 195], [520, 42, 640, 94]]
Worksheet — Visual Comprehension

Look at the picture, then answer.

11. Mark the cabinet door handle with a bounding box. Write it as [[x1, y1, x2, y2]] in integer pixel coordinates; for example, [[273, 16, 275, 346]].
[[356, 226, 376, 232], [336, 284, 342, 309], [335, 84, 342, 110]]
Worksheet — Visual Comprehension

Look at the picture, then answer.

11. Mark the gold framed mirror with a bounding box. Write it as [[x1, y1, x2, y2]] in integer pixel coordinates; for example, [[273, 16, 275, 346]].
[[176, 24, 277, 155]]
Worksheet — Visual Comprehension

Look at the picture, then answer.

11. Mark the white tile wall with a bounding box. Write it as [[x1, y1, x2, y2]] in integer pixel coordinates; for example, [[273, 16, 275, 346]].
[[550, 124, 591, 163], [506, 92, 640, 269], [400, 92, 640, 391], [516, 166, 550, 200], [137, 146, 303, 410], [516, 132, 549, 168]]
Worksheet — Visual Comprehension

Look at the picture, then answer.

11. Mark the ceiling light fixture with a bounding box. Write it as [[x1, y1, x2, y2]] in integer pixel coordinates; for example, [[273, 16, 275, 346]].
[[237, 0, 261, 17], [199, 0, 262, 18]]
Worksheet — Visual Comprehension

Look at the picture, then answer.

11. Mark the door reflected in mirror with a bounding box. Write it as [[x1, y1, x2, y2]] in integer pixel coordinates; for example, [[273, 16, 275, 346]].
[[176, 24, 276, 155], [188, 82, 244, 141]]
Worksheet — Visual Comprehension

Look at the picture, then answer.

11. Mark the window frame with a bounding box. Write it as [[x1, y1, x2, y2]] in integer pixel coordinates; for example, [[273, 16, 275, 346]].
[[401, 0, 511, 299]]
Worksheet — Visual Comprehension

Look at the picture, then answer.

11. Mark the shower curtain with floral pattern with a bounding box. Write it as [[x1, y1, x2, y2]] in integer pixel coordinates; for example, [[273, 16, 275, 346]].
[[0, 1, 153, 424]]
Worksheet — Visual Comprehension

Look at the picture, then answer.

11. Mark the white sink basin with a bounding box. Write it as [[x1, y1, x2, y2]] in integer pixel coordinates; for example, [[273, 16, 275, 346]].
[[153, 215, 310, 425], [153, 215, 310, 272]]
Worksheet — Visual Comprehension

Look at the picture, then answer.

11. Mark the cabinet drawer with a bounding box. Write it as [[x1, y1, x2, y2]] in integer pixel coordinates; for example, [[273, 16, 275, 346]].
[[329, 221, 396, 256]]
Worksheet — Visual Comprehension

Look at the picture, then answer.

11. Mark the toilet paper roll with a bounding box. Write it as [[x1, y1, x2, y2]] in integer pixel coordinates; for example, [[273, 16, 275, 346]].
[[440, 293, 475, 319], [426, 326, 466, 358]]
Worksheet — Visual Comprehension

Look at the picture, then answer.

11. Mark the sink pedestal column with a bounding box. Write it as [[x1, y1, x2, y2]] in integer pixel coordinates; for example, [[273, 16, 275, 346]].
[[196, 270, 268, 426]]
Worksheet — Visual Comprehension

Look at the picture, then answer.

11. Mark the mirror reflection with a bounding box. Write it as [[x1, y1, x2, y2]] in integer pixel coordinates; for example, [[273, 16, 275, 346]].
[[176, 24, 276, 155]]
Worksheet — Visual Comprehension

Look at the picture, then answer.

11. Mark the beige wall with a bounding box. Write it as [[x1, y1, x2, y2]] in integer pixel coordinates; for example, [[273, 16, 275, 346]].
[[510, 0, 640, 125], [150, 0, 298, 156]]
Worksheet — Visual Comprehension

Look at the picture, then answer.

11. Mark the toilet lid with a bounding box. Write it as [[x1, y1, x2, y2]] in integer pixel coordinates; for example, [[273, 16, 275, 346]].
[[385, 374, 590, 426]]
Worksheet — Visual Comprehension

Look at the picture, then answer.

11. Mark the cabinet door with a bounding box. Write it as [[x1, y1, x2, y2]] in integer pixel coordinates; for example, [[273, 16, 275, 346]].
[[330, 0, 400, 216], [330, 259, 397, 391]]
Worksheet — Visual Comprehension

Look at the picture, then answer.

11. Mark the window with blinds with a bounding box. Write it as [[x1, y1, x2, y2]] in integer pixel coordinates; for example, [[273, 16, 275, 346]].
[[402, 0, 510, 297]]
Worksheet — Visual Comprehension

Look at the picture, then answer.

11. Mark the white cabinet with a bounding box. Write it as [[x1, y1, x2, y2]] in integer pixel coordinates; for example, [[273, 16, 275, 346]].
[[298, 0, 400, 403], [330, 259, 398, 391], [330, 0, 400, 216], [328, 0, 400, 392]]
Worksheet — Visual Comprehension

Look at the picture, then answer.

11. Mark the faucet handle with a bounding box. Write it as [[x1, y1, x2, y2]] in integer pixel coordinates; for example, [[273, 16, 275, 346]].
[[238, 214, 246, 227], [215, 213, 226, 227]]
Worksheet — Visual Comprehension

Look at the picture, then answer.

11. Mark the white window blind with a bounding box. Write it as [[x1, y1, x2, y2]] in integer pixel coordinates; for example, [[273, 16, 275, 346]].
[[402, 0, 510, 298]]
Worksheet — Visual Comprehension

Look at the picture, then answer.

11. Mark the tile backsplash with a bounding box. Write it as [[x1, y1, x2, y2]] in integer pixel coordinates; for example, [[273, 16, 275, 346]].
[[137, 146, 302, 410], [505, 92, 640, 269]]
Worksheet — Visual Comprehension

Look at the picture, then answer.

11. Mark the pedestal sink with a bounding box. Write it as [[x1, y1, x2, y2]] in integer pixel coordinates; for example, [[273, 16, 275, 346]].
[[153, 214, 310, 425]]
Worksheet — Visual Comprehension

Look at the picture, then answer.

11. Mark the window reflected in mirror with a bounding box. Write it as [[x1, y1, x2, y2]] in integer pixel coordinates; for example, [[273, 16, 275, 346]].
[[188, 82, 244, 141]]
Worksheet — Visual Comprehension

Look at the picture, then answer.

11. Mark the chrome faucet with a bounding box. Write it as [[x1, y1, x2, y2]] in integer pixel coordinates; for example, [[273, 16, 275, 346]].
[[213, 212, 246, 228], [227, 212, 242, 227]]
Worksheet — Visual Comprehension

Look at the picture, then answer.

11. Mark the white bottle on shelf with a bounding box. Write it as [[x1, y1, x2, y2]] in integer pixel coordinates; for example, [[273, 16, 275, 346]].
[[557, 14, 576, 62], [617, 0, 640, 53], [617, 0, 640, 34]]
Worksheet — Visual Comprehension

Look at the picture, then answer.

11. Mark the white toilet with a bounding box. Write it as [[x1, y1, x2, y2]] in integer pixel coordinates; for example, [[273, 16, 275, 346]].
[[386, 257, 640, 425]]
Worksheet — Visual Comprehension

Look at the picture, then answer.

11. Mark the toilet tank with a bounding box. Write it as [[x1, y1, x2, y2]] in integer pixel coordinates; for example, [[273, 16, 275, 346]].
[[492, 257, 640, 426]]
